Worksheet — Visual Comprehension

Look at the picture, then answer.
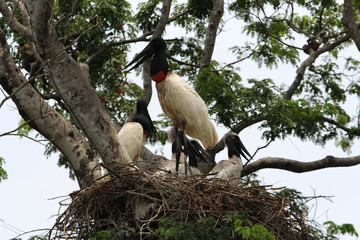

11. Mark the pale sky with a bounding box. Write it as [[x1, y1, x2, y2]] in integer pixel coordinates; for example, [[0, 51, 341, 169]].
[[1, 2, 360, 240]]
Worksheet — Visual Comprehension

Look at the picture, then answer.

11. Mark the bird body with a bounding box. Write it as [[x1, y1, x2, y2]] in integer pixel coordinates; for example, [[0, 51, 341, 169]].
[[156, 73, 218, 149], [125, 37, 218, 151], [125, 37, 218, 174], [207, 132, 251, 182], [208, 156, 243, 180], [117, 100, 156, 164], [118, 122, 146, 164]]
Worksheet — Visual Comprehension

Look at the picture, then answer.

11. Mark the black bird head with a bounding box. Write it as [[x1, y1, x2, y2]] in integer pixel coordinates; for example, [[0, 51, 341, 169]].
[[169, 127, 210, 167], [224, 132, 251, 161], [133, 99, 157, 137], [125, 37, 169, 82]]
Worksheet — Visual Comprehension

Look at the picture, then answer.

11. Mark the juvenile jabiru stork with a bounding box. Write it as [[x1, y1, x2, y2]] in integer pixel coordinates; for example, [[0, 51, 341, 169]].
[[155, 137, 202, 176], [117, 99, 157, 164], [207, 132, 251, 182], [125, 37, 218, 173]]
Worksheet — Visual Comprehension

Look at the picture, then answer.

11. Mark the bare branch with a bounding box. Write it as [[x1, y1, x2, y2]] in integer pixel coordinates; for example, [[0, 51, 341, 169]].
[[342, 0, 360, 51], [219, 50, 257, 71], [243, 140, 273, 167], [166, 53, 199, 68], [84, 34, 151, 65], [0, 118, 36, 137], [242, 155, 360, 177], [198, 0, 224, 74], [141, 0, 172, 104], [4, 134, 48, 145]]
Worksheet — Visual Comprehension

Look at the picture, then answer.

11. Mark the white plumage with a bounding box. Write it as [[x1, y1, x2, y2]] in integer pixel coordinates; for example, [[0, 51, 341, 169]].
[[116, 99, 156, 164], [207, 155, 243, 180], [156, 73, 218, 150], [117, 122, 146, 164], [125, 38, 218, 151], [207, 132, 251, 183]]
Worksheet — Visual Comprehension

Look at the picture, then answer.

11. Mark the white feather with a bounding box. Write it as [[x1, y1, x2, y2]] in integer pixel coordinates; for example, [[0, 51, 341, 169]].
[[117, 122, 146, 163], [207, 156, 243, 181], [156, 73, 218, 149]]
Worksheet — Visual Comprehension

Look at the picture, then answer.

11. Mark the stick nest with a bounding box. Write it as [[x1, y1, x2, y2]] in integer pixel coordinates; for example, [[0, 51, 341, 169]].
[[51, 162, 312, 239]]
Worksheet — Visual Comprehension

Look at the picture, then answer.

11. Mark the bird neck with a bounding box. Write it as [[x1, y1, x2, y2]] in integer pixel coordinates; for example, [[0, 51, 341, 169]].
[[228, 146, 242, 165], [228, 154, 242, 165], [151, 49, 170, 83], [151, 71, 172, 83], [132, 115, 151, 137]]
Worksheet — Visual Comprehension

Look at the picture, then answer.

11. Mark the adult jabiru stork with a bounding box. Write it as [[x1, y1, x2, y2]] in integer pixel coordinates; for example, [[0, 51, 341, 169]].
[[125, 37, 218, 173], [207, 132, 251, 182], [118, 99, 157, 163]]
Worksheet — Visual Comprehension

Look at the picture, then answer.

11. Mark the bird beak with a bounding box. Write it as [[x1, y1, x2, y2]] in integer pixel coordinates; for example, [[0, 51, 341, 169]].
[[125, 41, 155, 71], [188, 139, 212, 161], [234, 137, 251, 161]]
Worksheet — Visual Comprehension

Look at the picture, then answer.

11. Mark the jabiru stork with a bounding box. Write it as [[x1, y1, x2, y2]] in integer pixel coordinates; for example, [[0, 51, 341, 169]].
[[155, 137, 202, 176], [207, 132, 251, 182], [125, 37, 218, 174], [117, 99, 157, 163]]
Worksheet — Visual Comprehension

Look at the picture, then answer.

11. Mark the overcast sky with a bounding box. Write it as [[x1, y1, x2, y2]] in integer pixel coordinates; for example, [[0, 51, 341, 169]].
[[1, 1, 360, 240]]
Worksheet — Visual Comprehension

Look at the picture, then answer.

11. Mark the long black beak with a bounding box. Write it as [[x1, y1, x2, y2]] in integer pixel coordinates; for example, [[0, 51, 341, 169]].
[[233, 136, 251, 161], [188, 139, 211, 160], [125, 41, 155, 71]]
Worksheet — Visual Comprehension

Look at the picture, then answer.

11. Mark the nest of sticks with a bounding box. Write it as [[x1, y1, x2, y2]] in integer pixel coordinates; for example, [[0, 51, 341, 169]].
[[50, 162, 312, 239]]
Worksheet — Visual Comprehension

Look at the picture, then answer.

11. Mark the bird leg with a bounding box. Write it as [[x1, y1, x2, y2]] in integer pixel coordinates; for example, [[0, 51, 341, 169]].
[[175, 128, 182, 176], [182, 122, 188, 176]]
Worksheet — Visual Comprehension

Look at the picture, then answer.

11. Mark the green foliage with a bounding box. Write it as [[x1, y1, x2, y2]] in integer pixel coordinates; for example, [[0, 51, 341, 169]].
[[89, 225, 135, 240], [3, 0, 360, 182], [167, 38, 204, 80], [324, 221, 358, 239], [17, 119, 33, 138], [241, 172, 262, 187], [197, 62, 244, 127], [0, 157, 8, 183], [152, 212, 274, 240], [135, 0, 162, 33], [187, 0, 213, 19]]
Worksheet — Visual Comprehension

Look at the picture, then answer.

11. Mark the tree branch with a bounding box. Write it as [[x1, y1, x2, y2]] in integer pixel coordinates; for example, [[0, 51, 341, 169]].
[[84, 34, 151, 65], [11, 0, 31, 29], [242, 155, 360, 177], [24, 0, 127, 165], [0, 33, 101, 188], [141, 0, 172, 104], [342, 0, 360, 51], [198, 0, 224, 74], [283, 32, 351, 100], [85, 8, 190, 66], [323, 117, 351, 132], [0, 0, 32, 39]]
